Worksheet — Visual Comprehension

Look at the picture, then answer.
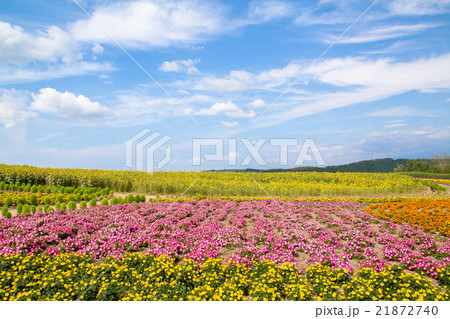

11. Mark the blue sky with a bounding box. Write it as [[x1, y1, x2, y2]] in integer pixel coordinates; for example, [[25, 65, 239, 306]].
[[0, 0, 449, 171]]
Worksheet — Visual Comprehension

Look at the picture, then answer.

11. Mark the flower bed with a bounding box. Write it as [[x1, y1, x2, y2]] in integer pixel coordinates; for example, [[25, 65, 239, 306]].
[[0, 253, 448, 301]]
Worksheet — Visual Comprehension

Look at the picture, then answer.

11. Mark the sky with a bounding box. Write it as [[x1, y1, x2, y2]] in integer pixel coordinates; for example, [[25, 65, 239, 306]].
[[0, 0, 449, 171]]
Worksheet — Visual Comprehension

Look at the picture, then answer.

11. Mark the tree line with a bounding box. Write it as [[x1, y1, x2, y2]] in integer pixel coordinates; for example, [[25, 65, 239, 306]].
[[394, 153, 450, 173]]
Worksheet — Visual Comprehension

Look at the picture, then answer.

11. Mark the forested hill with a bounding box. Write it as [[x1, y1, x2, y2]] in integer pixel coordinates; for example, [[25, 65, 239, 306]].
[[266, 158, 410, 173]]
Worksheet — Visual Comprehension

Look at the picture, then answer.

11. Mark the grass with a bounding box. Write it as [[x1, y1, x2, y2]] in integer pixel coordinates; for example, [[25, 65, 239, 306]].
[[399, 172, 450, 179]]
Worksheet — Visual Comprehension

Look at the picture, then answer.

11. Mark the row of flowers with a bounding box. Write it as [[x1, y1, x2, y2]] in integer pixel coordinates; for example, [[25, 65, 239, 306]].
[[1, 200, 449, 279], [0, 164, 422, 196], [0, 253, 448, 301], [365, 199, 450, 236]]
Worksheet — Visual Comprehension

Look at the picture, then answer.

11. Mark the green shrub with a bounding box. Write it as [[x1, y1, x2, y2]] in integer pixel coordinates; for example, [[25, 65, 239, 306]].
[[4, 197, 12, 208], [75, 193, 81, 202], [89, 199, 97, 207], [0, 181, 4, 190], [18, 197, 26, 205], [30, 194, 38, 205], [38, 186, 44, 193], [126, 195, 135, 203], [101, 198, 109, 206], [5, 211, 11, 218], [44, 197, 51, 205], [110, 198, 119, 205], [4, 184, 9, 191], [60, 203, 66, 211], [26, 184, 31, 192], [68, 195, 75, 202], [55, 202, 61, 209], [18, 186, 24, 192], [37, 206, 43, 212], [60, 187, 66, 194], [57, 195, 64, 203], [46, 187, 52, 194], [31, 185, 38, 193], [1, 207, 8, 217], [118, 197, 124, 204], [80, 201, 87, 208], [22, 204, 30, 214], [47, 207, 54, 212], [17, 204, 23, 214], [44, 204, 50, 212], [31, 205, 36, 214], [68, 201, 76, 210]]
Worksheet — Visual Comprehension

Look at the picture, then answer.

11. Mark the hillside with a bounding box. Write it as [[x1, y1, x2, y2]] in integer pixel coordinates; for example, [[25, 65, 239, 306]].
[[265, 158, 410, 173]]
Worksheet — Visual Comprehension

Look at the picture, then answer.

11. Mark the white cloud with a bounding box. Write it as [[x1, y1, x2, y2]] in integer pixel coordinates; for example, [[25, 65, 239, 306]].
[[159, 59, 200, 74], [295, 0, 450, 28], [388, 0, 450, 16], [92, 43, 104, 55], [70, 0, 228, 48], [0, 21, 113, 85], [363, 126, 450, 144], [248, 99, 266, 108], [445, 98, 450, 102], [30, 88, 110, 119], [307, 54, 450, 89], [221, 120, 239, 127], [338, 24, 438, 44], [193, 63, 302, 92], [195, 101, 255, 118], [0, 89, 35, 128], [255, 54, 450, 128], [248, 0, 293, 22], [0, 61, 114, 85], [294, 1, 369, 26], [0, 21, 80, 65], [107, 92, 212, 125], [385, 123, 407, 128], [364, 106, 432, 117]]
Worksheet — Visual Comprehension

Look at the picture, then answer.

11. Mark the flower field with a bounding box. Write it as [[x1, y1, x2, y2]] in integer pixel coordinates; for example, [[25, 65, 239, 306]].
[[0, 199, 449, 301], [0, 164, 422, 196], [365, 199, 450, 236], [0, 165, 449, 301], [1, 254, 448, 301]]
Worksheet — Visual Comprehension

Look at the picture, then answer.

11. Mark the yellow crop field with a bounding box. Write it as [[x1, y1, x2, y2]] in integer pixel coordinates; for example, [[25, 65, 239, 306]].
[[0, 164, 421, 197]]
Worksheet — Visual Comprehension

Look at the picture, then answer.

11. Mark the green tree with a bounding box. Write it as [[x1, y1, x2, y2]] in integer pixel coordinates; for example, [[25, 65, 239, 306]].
[[30, 194, 38, 205], [4, 197, 12, 208], [406, 159, 430, 172], [68, 201, 76, 210], [432, 152, 450, 173]]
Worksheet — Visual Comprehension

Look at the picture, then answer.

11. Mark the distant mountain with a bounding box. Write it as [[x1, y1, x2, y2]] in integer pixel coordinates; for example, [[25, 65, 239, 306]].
[[207, 158, 434, 173], [208, 168, 263, 172], [266, 158, 410, 173]]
